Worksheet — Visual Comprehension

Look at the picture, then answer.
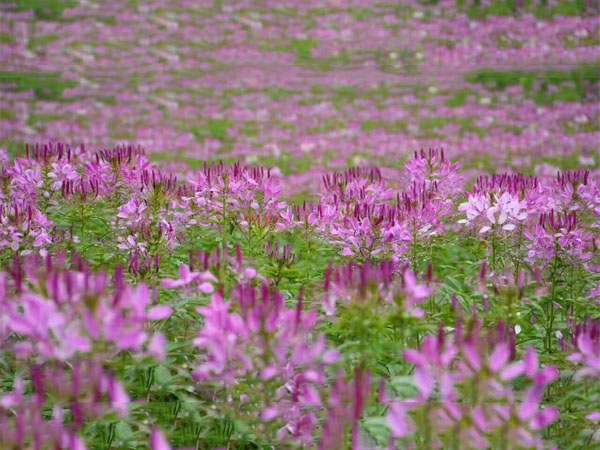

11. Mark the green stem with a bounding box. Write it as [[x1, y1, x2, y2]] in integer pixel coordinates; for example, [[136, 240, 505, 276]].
[[513, 223, 524, 281], [220, 190, 228, 283], [304, 225, 311, 290], [491, 232, 497, 272], [546, 247, 560, 353], [422, 405, 432, 450], [411, 222, 418, 270]]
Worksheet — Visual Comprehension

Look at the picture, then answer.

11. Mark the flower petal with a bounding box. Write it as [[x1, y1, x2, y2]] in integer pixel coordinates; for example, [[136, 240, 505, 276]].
[[147, 305, 173, 321]]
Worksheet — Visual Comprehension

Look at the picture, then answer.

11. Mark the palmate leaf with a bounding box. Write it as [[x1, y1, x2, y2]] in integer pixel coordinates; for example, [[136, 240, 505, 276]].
[[388, 375, 419, 400], [363, 416, 393, 447]]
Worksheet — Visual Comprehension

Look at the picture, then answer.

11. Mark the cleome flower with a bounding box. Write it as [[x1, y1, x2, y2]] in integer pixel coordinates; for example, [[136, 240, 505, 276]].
[[459, 191, 528, 234]]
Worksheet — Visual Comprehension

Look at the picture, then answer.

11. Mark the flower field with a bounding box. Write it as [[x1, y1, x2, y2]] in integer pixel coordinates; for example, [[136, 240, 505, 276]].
[[0, 0, 599, 449]]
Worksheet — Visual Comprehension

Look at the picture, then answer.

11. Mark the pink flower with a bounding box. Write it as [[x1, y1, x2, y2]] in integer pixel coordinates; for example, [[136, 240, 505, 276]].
[[3, 259, 171, 362], [0, 377, 24, 408], [589, 281, 600, 305], [150, 427, 171, 450], [387, 401, 412, 438], [568, 331, 600, 379], [193, 284, 337, 446], [107, 377, 129, 418], [459, 192, 527, 234], [147, 333, 167, 362], [402, 269, 429, 317], [161, 264, 217, 292], [404, 148, 463, 199], [394, 323, 558, 447], [116, 198, 147, 225], [586, 412, 600, 422]]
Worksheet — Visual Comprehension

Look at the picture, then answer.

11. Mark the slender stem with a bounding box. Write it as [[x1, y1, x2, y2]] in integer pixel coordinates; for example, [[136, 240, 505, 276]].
[[304, 224, 311, 290], [220, 189, 228, 283], [547, 243, 561, 352]]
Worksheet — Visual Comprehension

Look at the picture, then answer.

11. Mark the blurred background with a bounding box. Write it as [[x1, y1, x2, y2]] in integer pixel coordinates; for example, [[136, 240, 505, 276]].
[[0, 0, 598, 198]]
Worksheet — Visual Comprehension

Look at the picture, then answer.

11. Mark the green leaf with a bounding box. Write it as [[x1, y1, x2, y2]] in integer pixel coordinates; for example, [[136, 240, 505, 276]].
[[102, 252, 115, 262], [154, 366, 172, 386], [389, 375, 418, 399], [233, 419, 252, 438], [363, 416, 391, 443], [114, 421, 134, 441]]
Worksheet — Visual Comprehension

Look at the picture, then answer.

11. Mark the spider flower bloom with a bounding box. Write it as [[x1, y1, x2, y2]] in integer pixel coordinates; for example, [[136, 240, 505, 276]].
[[321, 261, 429, 318], [150, 427, 171, 450], [590, 281, 600, 306], [161, 263, 217, 293], [3, 257, 172, 362], [321, 167, 395, 205], [565, 319, 600, 442], [0, 361, 127, 449], [326, 202, 409, 262], [398, 181, 453, 239], [392, 322, 559, 449], [567, 319, 600, 380], [0, 201, 52, 256], [317, 369, 372, 450], [524, 210, 594, 267], [459, 191, 528, 234], [193, 284, 338, 446], [404, 148, 463, 200]]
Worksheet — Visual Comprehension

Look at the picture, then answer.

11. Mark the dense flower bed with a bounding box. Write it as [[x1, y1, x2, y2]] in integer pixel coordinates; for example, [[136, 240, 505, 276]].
[[0, 0, 599, 449], [0, 143, 599, 449]]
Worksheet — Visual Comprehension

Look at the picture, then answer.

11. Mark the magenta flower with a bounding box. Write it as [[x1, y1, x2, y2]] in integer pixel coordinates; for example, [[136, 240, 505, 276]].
[[459, 191, 527, 234], [3, 258, 171, 362], [0, 360, 128, 449], [567, 332, 600, 379], [116, 198, 147, 226], [525, 211, 594, 267], [401, 268, 430, 317], [404, 148, 463, 200], [590, 281, 600, 306], [193, 283, 338, 445], [150, 427, 171, 450], [387, 401, 412, 438], [392, 321, 559, 448], [161, 263, 217, 293]]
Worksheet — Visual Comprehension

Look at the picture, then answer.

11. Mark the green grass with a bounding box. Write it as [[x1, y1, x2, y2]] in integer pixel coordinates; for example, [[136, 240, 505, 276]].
[[0, 109, 15, 121], [0, 33, 15, 44], [148, 151, 237, 168], [265, 88, 300, 101], [464, 64, 600, 104], [0, 71, 77, 101], [255, 152, 316, 176], [290, 38, 319, 62], [444, 89, 476, 107], [2, 0, 78, 19], [361, 119, 409, 133], [188, 119, 235, 142], [242, 121, 260, 138], [27, 34, 62, 50], [349, 8, 378, 21], [27, 113, 64, 126], [465, 65, 600, 91], [453, 0, 591, 19]]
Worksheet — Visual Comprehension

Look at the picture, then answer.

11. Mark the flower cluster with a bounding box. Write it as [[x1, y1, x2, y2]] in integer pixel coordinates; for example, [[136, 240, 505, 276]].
[[1, 254, 172, 362], [193, 282, 338, 445], [459, 191, 528, 235], [388, 321, 559, 449], [525, 210, 594, 267], [322, 260, 430, 319]]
